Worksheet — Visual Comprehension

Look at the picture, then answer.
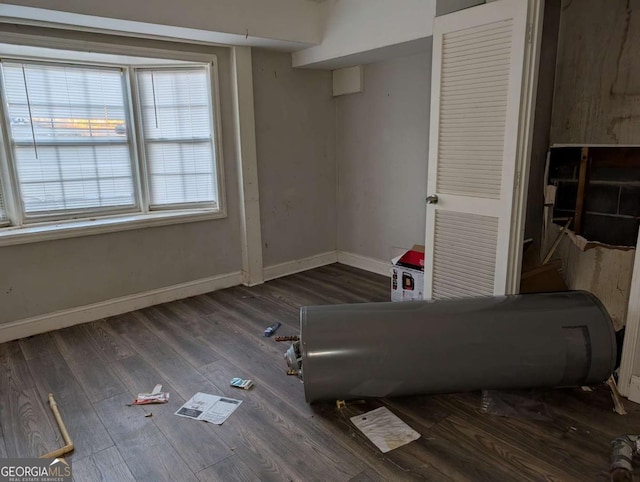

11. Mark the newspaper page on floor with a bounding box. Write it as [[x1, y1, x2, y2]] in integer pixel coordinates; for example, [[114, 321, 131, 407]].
[[175, 392, 242, 424]]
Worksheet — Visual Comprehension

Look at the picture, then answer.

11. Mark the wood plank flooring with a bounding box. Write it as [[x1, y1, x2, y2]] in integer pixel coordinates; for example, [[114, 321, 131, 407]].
[[1, 263, 639, 481]]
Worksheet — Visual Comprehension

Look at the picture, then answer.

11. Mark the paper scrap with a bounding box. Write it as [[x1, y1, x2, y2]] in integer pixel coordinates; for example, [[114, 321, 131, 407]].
[[133, 384, 170, 405], [350, 407, 420, 453], [230, 378, 253, 390], [175, 392, 242, 425]]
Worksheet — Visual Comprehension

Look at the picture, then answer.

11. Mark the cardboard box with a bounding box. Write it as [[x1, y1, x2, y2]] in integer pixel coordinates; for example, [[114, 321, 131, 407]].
[[391, 245, 424, 302]]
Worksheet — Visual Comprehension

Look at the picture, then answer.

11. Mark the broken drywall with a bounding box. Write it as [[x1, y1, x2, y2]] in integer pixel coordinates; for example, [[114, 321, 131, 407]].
[[544, 222, 635, 330]]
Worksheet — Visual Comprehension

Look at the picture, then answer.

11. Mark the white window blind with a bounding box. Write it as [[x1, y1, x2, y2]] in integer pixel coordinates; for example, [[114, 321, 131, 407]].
[[137, 67, 217, 208], [0, 184, 6, 223], [1, 61, 136, 217]]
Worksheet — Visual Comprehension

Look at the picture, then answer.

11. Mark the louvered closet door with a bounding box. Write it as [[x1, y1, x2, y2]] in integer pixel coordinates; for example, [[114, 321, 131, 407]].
[[424, 0, 529, 300]]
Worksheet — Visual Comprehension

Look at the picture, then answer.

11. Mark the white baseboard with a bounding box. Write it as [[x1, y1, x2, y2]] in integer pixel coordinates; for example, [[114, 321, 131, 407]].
[[1, 250, 390, 344], [337, 250, 390, 277], [0, 271, 243, 344], [262, 249, 391, 280], [263, 251, 338, 281], [629, 375, 640, 404]]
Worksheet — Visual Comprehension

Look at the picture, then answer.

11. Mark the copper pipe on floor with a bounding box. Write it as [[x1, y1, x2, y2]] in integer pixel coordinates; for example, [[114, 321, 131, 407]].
[[275, 335, 299, 342], [40, 393, 74, 459]]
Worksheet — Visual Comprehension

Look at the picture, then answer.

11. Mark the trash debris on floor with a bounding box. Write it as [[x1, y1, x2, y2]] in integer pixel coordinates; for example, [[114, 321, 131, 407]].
[[606, 375, 627, 415], [133, 384, 170, 405], [610, 435, 638, 480], [175, 392, 242, 425], [350, 407, 420, 453], [263, 321, 282, 337], [336, 399, 366, 410], [275, 335, 299, 342], [41, 393, 75, 459], [230, 377, 253, 390], [391, 244, 425, 301], [480, 389, 555, 422]]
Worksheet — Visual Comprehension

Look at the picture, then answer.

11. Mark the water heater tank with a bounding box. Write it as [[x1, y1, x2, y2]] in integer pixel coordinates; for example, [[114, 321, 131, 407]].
[[284, 291, 616, 403]]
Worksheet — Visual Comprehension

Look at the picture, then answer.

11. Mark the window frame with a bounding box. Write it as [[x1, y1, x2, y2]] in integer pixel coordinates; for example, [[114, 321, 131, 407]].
[[0, 50, 226, 236]]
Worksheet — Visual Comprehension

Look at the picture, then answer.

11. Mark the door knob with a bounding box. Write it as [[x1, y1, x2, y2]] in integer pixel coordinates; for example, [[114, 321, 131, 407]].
[[426, 195, 438, 205]]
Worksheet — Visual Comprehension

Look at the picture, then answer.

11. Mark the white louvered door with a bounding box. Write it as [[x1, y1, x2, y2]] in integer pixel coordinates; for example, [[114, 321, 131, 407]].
[[424, 0, 530, 300]]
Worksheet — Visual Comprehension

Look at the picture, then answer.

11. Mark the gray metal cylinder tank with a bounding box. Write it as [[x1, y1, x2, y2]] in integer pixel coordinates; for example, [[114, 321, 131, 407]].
[[298, 291, 616, 403]]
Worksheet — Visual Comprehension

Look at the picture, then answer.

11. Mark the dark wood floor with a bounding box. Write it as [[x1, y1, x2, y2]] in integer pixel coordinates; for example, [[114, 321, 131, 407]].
[[1, 263, 639, 481]]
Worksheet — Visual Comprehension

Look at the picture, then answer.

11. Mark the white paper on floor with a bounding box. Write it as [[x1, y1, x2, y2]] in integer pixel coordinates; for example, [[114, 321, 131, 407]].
[[350, 406, 421, 453], [175, 392, 242, 425]]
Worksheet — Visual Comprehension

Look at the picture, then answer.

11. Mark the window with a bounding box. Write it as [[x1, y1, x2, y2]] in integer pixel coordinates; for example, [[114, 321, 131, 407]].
[[137, 68, 218, 208], [0, 56, 222, 233], [3, 62, 135, 218], [0, 184, 6, 223]]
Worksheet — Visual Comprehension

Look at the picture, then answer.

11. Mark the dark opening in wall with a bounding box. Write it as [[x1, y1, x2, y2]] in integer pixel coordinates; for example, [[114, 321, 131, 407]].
[[548, 146, 640, 246]]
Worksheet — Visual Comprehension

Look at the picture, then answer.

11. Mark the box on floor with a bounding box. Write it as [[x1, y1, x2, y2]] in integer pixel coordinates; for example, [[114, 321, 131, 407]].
[[391, 245, 424, 302]]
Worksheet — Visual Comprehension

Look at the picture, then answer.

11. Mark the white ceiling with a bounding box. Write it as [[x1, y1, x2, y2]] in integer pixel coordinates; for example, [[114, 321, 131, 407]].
[[0, 0, 323, 50]]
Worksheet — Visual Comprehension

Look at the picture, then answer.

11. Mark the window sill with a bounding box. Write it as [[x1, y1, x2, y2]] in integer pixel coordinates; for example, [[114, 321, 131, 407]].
[[0, 209, 225, 247]]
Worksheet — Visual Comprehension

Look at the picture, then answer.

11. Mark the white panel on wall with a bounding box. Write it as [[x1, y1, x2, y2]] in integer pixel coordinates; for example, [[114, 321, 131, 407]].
[[332, 65, 363, 96]]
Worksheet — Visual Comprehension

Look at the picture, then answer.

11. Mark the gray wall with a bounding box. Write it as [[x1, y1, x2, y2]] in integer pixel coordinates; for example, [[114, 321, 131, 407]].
[[336, 50, 431, 262], [551, 0, 640, 144], [0, 221, 241, 324], [0, 31, 242, 324], [436, 0, 485, 16], [252, 48, 336, 267]]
